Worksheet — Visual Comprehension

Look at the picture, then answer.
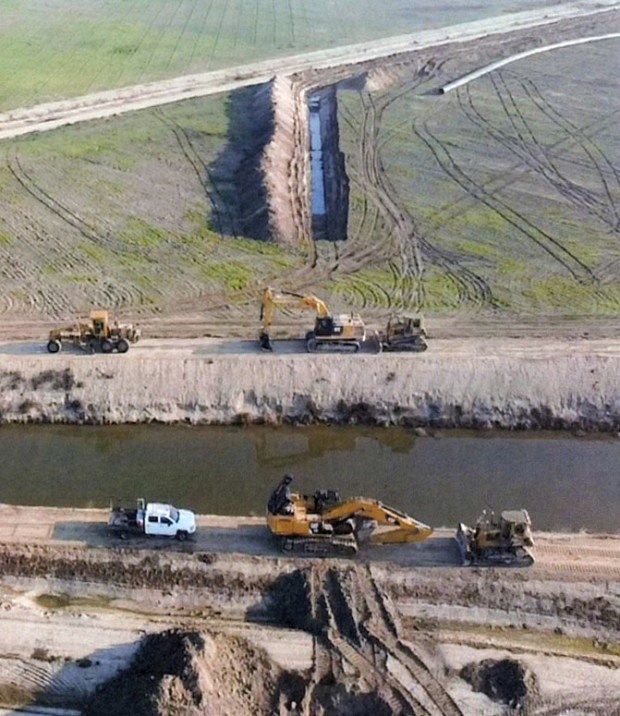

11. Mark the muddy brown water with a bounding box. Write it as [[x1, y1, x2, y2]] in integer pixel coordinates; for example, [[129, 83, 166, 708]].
[[0, 425, 618, 532]]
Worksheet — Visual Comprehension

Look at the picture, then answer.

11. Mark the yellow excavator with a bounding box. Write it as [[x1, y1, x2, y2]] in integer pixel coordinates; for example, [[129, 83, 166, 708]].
[[266, 476, 433, 556], [259, 287, 366, 353]]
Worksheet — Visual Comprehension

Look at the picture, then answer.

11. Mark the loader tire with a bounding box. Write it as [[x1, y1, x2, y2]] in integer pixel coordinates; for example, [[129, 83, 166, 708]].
[[101, 339, 114, 354], [116, 339, 130, 354], [47, 340, 61, 354]]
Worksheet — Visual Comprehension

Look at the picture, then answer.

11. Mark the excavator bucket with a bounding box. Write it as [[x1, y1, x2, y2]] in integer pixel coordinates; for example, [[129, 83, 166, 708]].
[[259, 331, 274, 351]]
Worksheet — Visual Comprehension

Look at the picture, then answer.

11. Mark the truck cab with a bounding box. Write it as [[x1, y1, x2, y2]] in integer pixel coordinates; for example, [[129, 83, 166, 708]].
[[141, 502, 196, 539], [108, 498, 196, 541]]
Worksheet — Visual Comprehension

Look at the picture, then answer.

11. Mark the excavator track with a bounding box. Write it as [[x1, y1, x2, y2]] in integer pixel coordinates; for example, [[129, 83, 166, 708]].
[[279, 534, 358, 557]]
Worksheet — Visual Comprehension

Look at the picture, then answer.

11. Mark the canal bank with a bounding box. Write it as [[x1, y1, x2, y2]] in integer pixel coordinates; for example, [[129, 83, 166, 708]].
[[0, 336, 619, 431]]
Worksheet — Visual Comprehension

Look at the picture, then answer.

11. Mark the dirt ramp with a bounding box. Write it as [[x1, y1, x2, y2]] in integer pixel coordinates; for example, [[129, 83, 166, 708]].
[[83, 628, 286, 716]]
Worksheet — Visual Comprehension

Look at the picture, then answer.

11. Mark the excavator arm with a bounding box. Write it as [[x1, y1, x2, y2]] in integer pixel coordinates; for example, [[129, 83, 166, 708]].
[[321, 498, 433, 544], [259, 286, 330, 350]]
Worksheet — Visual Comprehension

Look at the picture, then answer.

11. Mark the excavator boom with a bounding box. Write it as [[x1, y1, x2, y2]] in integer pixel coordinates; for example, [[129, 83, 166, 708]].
[[266, 481, 432, 556], [259, 286, 365, 352]]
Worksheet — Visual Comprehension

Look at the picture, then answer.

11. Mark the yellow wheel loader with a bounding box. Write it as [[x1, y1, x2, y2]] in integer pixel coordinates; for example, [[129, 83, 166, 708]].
[[47, 310, 140, 354], [266, 476, 433, 556]]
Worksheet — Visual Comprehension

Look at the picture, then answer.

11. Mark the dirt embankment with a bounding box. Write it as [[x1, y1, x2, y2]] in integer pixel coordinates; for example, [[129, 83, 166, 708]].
[[1, 338, 619, 430], [0, 539, 618, 715]]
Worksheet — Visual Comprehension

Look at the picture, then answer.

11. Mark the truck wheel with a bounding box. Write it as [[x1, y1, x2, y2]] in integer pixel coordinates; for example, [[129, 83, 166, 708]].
[[101, 339, 113, 353], [306, 334, 317, 353], [116, 339, 129, 354], [47, 340, 61, 354], [118, 531, 128, 541], [176, 530, 188, 542]]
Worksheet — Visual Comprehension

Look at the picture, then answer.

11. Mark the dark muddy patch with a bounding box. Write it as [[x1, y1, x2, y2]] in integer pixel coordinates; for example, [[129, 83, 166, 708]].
[[460, 657, 538, 708]]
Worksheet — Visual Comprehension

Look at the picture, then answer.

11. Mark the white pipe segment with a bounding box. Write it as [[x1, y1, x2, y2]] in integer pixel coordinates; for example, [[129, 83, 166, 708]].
[[439, 33, 620, 94]]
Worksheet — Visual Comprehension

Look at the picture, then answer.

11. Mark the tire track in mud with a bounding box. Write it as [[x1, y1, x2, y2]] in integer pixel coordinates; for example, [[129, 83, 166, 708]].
[[454, 74, 619, 310], [344, 74, 494, 312], [359, 89, 424, 309], [514, 72, 620, 242], [5, 153, 153, 312], [303, 565, 465, 716], [412, 113, 597, 285], [490, 72, 615, 228]]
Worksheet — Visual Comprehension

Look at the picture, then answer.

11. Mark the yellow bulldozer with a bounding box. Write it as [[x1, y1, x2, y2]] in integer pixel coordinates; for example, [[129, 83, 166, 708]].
[[259, 287, 366, 353], [455, 509, 535, 566], [47, 310, 141, 354], [378, 314, 427, 352], [266, 475, 433, 556]]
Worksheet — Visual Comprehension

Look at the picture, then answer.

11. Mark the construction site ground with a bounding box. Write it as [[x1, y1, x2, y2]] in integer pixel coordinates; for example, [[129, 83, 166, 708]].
[[0, 504, 618, 715], [2, 2, 620, 713]]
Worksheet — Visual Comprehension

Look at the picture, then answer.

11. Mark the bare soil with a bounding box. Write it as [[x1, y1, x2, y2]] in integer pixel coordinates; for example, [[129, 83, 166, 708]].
[[0, 506, 618, 715], [1, 5, 619, 714]]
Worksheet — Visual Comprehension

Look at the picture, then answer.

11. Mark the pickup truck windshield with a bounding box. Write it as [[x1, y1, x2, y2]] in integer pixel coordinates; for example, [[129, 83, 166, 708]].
[[170, 507, 180, 522]]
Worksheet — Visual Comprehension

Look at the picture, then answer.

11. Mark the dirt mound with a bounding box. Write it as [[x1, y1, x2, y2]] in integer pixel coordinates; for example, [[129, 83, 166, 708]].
[[460, 658, 538, 708], [83, 628, 286, 716]]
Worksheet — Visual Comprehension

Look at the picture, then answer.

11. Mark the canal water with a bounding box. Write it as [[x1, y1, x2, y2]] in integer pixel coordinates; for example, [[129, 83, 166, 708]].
[[0, 425, 618, 532]]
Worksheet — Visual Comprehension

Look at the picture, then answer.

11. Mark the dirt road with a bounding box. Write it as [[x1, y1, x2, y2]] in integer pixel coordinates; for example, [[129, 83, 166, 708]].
[[1, 503, 619, 575], [0, 503, 618, 714]]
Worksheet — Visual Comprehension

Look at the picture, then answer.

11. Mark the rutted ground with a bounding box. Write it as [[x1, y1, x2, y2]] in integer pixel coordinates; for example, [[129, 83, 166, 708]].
[[0, 519, 618, 715], [0, 4, 619, 327]]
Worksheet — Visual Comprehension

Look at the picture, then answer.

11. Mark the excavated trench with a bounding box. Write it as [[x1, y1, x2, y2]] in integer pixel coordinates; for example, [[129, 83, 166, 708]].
[[204, 10, 620, 255]]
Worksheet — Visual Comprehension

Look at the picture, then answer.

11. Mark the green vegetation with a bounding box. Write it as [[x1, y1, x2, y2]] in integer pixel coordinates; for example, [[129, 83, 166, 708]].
[[0, 0, 544, 111], [440, 621, 620, 660], [1, 19, 618, 324]]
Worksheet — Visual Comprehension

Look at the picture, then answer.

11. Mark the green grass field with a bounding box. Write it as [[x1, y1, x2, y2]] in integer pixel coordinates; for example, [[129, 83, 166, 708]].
[[2, 0, 553, 110], [2, 3, 619, 326]]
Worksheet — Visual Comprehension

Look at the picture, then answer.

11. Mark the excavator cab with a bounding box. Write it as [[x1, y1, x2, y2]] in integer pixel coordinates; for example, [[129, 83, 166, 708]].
[[315, 316, 339, 336]]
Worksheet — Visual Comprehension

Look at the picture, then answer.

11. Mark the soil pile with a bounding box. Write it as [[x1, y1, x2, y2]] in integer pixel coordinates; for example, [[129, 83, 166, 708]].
[[460, 658, 538, 708], [83, 629, 287, 716]]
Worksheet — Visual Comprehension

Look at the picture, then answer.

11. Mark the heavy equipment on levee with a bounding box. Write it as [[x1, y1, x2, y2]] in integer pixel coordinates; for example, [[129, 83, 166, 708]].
[[378, 314, 427, 352], [258, 286, 429, 353], [47, 310, 140, 354], [456, 509, 535, 566], [259, 287, 366, 353], [266, 476, 433, 556]]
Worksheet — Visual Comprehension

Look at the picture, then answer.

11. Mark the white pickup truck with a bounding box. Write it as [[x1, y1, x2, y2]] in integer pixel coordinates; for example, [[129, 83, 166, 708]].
[[108, 498, 196, 541]]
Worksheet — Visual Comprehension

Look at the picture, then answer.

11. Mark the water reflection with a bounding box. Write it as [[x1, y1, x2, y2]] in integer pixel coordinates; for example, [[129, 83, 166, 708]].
[[0, 425, 618, 532]]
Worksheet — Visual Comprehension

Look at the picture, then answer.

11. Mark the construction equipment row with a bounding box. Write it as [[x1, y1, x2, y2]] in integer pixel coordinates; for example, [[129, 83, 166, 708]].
[[258, 286, 427, 353], [266, 476, 535, 565], [44, 287, 427, 356]]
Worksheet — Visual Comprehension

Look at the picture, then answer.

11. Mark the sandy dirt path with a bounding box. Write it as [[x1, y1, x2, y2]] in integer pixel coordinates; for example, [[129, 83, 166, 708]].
[[0, 0, 618, 141], [0, 510, 618, 715], [0, 503, 618, 576]]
